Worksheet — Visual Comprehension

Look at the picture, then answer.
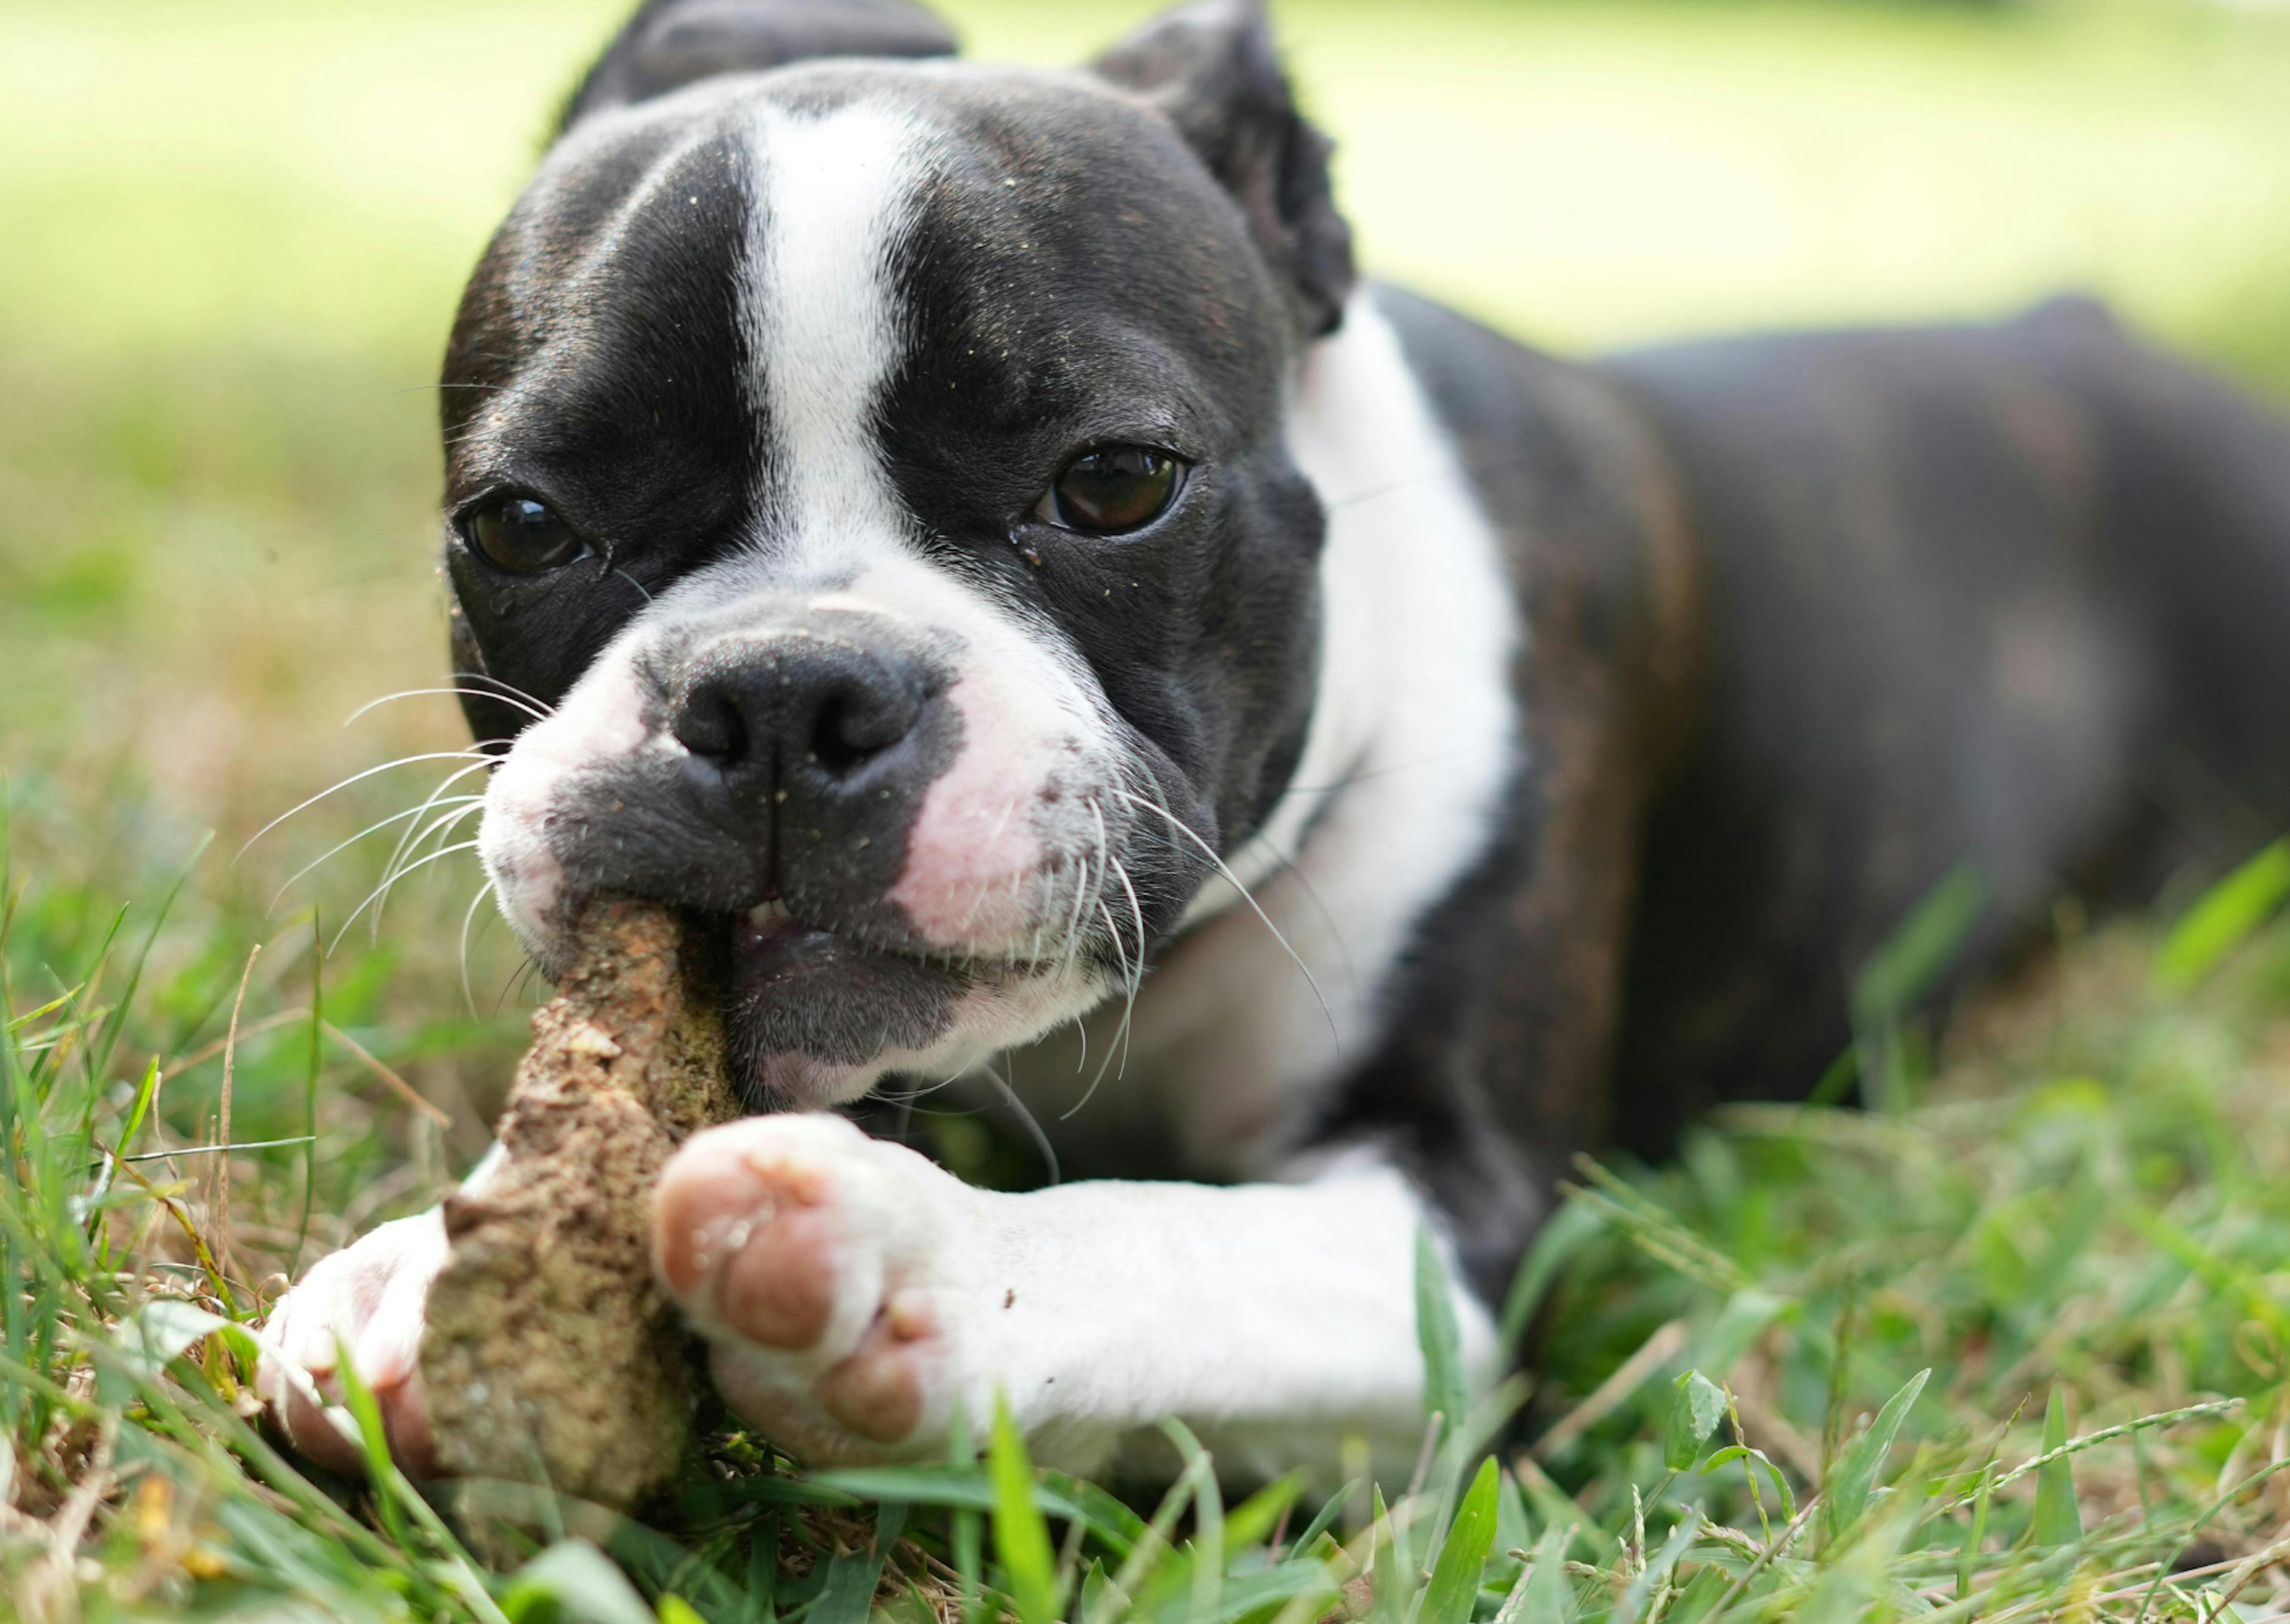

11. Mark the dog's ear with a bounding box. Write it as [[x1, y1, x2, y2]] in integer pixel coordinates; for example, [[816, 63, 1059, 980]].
[[1090, 0, 1353, 337], [561, 0, 958, 132]]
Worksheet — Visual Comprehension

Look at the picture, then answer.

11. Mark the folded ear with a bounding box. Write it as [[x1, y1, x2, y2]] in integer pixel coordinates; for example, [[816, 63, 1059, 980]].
[[1090, 0, 1353, 338], [562, 0, 958, 132]]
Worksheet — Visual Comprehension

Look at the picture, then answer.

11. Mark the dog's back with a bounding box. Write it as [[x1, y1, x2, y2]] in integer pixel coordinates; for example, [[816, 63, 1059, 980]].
[[1403, 294, 2290, 1146]]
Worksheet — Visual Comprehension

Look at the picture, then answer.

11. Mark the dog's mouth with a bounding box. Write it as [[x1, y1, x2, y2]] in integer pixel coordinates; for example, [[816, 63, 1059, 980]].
[[689, 894, 974, 1107], [731, 895, 815, 972], [720, 892, 1062, 984], [720, 894, 940, 981]]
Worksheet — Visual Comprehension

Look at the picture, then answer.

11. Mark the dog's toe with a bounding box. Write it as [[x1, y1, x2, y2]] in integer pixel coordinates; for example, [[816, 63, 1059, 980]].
[[815, 1289, 936, 1442], [651, 1130, 775, 1297], [258, 1207, 447, 1477], [654, 1114, 969, 1461], [718, 1200, 844, 1350]]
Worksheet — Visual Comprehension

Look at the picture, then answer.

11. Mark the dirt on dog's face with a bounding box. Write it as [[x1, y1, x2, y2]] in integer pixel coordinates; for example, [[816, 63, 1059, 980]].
[[441, 63, 1336, 1108]]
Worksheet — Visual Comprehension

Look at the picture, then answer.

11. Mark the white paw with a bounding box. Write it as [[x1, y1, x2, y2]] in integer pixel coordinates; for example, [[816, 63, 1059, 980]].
[[651, 1113, 983, 1464], [255, 1208, 447, 1476]]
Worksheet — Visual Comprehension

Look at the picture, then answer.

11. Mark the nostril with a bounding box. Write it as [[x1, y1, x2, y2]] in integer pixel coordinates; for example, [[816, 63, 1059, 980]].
[[673, 636, 929, 787], [809, 674, 920, 775], [673, 685, 747, 763]]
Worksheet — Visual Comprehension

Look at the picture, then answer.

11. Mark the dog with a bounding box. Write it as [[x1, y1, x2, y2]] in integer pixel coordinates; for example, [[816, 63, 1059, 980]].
[[259, 0, 2290, 1485]]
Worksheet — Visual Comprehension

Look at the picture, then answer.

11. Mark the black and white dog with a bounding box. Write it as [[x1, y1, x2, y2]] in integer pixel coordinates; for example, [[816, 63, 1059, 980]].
[[262, 0, 2290, 1483]]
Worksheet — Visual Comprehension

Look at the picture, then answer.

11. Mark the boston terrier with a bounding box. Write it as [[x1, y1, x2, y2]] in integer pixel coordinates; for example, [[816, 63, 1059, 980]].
[[259, 0, 2290, 1485]]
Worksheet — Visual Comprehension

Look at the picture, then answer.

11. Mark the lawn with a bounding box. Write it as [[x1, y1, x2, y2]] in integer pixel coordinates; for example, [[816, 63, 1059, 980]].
[[8, 0, 2290, 1618]]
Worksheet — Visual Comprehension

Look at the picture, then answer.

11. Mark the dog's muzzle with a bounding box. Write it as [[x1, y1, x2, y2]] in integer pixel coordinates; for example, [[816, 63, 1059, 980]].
[[480, 603, 985, 1107]]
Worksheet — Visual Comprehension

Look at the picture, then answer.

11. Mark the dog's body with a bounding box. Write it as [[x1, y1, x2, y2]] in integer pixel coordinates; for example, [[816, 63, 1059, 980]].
[[261, 0, 2290, 1483]]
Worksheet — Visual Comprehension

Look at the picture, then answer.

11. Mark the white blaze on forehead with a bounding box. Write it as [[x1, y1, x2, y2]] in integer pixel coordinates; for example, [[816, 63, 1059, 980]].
[[732, 91, 1126, 964], [741, 99, 930, 571]]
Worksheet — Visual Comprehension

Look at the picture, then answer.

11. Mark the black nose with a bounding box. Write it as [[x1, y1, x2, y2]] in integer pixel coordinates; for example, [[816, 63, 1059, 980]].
[[671, 634, 928, 786]]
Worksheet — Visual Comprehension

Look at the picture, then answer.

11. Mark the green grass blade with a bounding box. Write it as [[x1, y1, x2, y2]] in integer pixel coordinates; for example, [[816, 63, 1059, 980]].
[[988, 1394, 1057, 1624], [1289, 1479, 1356, 1557], [86, 830, 212, 1091], [1822, 1368, 1929, 1546], [945, 1403, 985, 1624], [1224, 1473, 1302, 1554], [1664, 1371, 1728, 1471], [296, 910, 323, 1274], [1091, 1439, 1199, 1624], [810, 1465, 1115, 1547], [1497, 1199, 1604, 1354], [1513, 1523, 1571, 1624], [112, 1053, 162, 1157], [1957, 1449, 1994, 1601], [1615, 1517, 1699, 1624], [809, 1546, 881, 1624], [1367, 1486, 1406, 1624], [1163, 1417, 1224, 1624], [1416, 1225, 1468, 1448], [2156, 836, 2290, 990], [329, 1329, 416, 1554], [503, 1540, 655, 1624], [2029, 1386, 2084, 1548], [1852, 863, 1987, 1025], [1418, 1457, 1500, 1624]]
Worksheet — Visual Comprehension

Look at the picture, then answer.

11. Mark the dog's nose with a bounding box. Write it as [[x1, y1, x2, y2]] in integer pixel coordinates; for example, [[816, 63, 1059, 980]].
[[671, 635, 928, 788]]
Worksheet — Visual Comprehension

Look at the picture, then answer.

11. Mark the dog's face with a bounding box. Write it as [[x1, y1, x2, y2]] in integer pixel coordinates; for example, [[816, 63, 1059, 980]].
[[444, 3, 1354, 1107]]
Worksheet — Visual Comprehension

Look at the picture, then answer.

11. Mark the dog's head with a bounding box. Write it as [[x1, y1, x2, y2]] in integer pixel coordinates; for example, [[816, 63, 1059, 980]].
[[446, 0, 1354, 1107]]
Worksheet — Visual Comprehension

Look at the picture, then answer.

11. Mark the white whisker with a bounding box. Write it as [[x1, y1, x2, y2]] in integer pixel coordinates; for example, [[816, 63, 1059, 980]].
[[345, 687, 552, 726], [329, 839, 482, 954], [1058, 854, 1093, 990], [459, 878, 498, 1015], [374, 771, 494, 920], [266, 794, 484, 912], [957, 795, 1023, 937], [1062, 895, 1135, 1120], [1107, 851, 1146, 1081], [447, 670, 556, 718], [978, 1055, 1059, 1186], [1109, 785, 1338, 1051], [493, 957, 541, 1016], [236, 749, 498, 863]]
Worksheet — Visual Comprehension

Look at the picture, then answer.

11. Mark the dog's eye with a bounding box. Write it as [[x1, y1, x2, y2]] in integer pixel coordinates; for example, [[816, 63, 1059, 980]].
[[1034, 445, 1184, 536], [466, 495, 586, 574]]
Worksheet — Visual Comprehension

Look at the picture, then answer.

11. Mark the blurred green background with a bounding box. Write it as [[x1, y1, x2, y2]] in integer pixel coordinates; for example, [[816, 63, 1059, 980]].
[[4, 0, 2290, 1176]]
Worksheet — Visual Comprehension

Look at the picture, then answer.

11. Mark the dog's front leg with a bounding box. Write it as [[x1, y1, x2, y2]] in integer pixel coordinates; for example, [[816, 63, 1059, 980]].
[[256, 1201, 451, 1475], [655, 1113, 1499, 1480], [255, 1139, 534, 1475]]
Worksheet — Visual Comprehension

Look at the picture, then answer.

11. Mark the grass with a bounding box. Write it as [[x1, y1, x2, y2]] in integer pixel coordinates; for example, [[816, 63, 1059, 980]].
[[15, 792, 2290, 1621], [8, 0, 2290, 1618]]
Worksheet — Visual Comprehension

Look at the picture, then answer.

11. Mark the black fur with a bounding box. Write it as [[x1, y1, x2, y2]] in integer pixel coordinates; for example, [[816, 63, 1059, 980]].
[[442, 110, 764, 748], [562, 0, 957, 131], [1090, 0, 1353, 339]]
